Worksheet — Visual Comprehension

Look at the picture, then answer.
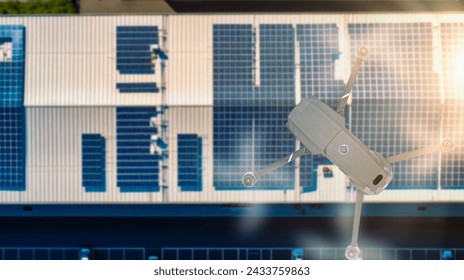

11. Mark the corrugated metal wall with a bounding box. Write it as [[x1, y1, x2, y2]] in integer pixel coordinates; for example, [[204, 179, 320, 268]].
[[0, 14, 463, 203]]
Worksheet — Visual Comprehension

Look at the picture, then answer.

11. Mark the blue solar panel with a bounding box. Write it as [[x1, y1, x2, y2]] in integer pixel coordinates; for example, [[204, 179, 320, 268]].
[[0, 107, 25, 191], [116, 26, 158, 75], [0, 25, 25, 191], [296, 24, 344, 192], [349, 23, 437, 98], [177, 134, 202, 192], [0, 26, 25, 107], [116, 83, 159, 93], [116, 107, 160, 192], [349, 23, 440, 189], [82, 134, 106, 192], [213, 24, 295, 190]]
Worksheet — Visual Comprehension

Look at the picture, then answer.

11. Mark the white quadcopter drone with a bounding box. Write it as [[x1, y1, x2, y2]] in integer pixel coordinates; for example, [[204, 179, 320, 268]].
[[242, 46, 455, 260]]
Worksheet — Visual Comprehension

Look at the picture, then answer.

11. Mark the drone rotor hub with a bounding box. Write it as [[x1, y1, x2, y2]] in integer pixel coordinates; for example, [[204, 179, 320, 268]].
[[345, 245, 362, 260], [356, 46, 369, 59], [441, 138, 455, 152], [242, 172, 257, 187]]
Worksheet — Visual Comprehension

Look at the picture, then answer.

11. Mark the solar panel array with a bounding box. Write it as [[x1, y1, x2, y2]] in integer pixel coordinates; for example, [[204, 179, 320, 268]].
[[213, 24, 295, 190], [0, 25, 25, 191], [296, 24, 345, 192], [441, 23, 464, 189], [177, 134, 202, 192], [116, 107, 160, 192], [212, 22, 455, 191], [116, 26, 158, 75], [348, 23, 441, 189], [81, 134, 106, 192]]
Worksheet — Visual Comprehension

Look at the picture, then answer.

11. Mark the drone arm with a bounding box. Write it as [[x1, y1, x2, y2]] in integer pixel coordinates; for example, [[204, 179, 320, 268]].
[[254, 147, 309, 178], [386, 138, 455, 164], [242, 147, 310, 187], [336, 46, 369, 116]]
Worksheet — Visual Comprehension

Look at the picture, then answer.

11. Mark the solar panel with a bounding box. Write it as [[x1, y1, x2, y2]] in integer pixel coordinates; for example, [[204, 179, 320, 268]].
[[213, 24, 295, 190], [0, 25, 25, 191], [441, 22, 464, 189], [116, 26, 158, 75], [116, 107, 160, 192], [348, 23, 440, 189], [177, 134, 202, 192], [116, 83, 159, 93], [296, 24, 344, 192], [441, 101, 464, 189], [213, 24, 254, 190], [82, 134, 106, 192]]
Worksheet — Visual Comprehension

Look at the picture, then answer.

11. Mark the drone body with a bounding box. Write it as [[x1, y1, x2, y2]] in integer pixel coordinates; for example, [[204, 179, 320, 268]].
[[241, 46, 455, 260], [286, 97, 393, 195]]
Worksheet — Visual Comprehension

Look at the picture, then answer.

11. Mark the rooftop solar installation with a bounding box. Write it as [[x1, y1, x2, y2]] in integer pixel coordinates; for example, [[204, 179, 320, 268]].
[[0, 15, 462, 204], [116, 26, 158, 75]]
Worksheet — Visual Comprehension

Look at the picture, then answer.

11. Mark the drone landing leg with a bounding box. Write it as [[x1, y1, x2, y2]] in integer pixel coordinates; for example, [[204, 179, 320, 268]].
[[345, 191, 364, 260]]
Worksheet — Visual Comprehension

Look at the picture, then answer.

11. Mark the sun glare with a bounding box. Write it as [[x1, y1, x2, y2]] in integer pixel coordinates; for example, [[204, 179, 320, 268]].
[[448, 49, 464, 96]]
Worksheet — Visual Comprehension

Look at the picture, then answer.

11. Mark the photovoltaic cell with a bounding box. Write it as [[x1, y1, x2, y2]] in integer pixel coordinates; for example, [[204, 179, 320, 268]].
[[213, 24, 295, 190], [116, 107, 160, 192], [116, 26, 158, 75], [82, 134, 106, 192], [441, 23, 464, 189], [349, 23, 440, 189], [177, 134, 202, 192], [0, 25, 25, 191], [296, 24, 344, 192]]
